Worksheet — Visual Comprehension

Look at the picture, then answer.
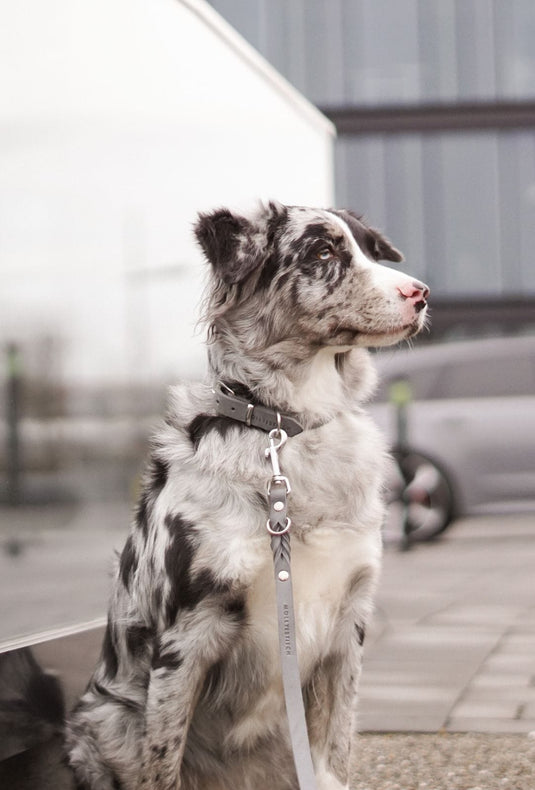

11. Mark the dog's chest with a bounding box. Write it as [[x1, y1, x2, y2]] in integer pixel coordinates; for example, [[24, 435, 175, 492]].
[[225, 527, 374, 748], [247, 528, 369, 660]]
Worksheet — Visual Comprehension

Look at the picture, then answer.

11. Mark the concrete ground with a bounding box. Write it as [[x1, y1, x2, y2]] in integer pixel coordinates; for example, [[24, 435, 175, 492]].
[[0, 499, 129, 645], [361, 513, 535, 735], [1, 503, 535, 788]]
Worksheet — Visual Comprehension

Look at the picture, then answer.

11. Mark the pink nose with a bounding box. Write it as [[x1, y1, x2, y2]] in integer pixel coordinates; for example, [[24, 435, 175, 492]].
[[397, 280, 430, 302]]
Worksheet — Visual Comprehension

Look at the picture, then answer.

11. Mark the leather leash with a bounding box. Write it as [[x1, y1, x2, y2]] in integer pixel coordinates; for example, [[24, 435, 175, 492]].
[[213, 383, 318, 787], [265, 427, 318, 790]]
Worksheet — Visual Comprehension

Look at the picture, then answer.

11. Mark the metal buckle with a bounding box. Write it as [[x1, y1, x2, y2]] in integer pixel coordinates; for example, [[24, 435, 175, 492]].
[[217, 381, 235, 396]]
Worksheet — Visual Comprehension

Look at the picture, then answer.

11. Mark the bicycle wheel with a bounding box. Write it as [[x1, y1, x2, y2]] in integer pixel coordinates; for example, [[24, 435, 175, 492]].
[[390, 447, 456, 542]]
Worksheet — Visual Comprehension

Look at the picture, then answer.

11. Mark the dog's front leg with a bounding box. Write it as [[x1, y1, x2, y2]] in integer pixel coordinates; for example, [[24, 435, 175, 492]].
[[305, 649, 360, 790], [138, 644, 204, 790], [306, 570, 378, 790], [138, 590, 245, 790]]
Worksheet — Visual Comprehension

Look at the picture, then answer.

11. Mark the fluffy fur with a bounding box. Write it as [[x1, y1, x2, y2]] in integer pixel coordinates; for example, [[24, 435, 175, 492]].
[[66, 201, 429, 790]]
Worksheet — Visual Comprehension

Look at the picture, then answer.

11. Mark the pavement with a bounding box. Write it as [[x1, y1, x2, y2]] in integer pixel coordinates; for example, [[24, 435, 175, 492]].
[[361, 512, 535, 735], [0, 498, 130, 644], [1, 501, 535, 788], [1, 501, 535, 733]]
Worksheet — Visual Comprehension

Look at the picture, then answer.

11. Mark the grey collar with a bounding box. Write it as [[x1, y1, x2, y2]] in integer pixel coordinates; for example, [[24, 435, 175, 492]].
[[213, 382, 304, 436]]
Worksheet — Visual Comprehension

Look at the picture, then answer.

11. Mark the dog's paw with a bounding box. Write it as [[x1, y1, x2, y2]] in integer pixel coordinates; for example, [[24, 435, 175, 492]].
[[314, 758, 349, 790]]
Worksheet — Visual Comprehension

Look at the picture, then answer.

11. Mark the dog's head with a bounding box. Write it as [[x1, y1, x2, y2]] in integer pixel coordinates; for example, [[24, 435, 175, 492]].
[[194, 202, 429, 350]]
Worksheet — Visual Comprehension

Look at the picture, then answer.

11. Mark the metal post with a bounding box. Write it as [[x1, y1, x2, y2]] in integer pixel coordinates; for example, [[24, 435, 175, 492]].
[[389, 378, 412, 551], [6, 343, 22, 506]]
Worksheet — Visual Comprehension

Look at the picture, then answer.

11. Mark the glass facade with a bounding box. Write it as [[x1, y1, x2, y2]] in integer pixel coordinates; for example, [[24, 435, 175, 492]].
[[210, 0, 535, 106], [209, 0, 535, 299], [337, 130, 535, 296]]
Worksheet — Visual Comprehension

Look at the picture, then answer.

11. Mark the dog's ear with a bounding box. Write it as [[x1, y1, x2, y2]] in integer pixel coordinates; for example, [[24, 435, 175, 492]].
[[194, 208, 263, 285], [333, 209, 404, 264], [367, 226, 404, 263]]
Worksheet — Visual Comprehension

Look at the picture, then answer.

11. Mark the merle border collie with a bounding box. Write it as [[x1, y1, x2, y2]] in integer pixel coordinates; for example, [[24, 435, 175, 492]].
[[66, 202, 429, 790]]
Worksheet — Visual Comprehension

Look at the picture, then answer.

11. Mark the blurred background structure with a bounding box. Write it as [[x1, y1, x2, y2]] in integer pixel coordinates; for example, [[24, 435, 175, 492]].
[[208, 0, 535, 339], [0, 0, 333, 516], [1, 0, 535, 659], [0, 0, 335, 649]]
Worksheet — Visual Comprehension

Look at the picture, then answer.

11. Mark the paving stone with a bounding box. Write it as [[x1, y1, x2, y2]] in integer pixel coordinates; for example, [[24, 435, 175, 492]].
[[446, 717, 535, 734], [362, 666, 473, 688], [483, 654, 535, 672], [501, 632, 535, 650], [359, 685, 453, 703], [429, 604, 525, 627], [461, 685, 535, 703], [451, 700, 520, 719], [359, 711, 445, 733], [470, 672, 532, 689]]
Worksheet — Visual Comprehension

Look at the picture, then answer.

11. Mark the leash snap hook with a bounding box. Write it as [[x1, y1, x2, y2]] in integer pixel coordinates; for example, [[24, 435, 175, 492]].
[[265, 428, 288, 470], [265, 427, 290, 495], [266, 426, 287, 453]]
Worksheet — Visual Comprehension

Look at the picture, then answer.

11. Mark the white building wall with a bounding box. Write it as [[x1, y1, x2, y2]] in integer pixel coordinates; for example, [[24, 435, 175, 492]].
[[0, 0, 334, 388]]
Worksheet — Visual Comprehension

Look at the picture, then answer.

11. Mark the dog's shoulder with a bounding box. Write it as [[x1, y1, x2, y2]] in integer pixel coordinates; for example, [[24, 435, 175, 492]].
[[164, 381, 214, 431], [152, 381, 240, 465]]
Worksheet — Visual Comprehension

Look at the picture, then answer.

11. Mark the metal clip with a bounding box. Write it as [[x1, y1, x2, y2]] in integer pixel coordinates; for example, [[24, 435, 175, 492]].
[[265, 427, 287, 474], [265, 427, 291, 494]]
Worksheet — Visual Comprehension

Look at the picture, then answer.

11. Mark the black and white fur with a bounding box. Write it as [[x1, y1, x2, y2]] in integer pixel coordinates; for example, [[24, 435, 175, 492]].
[[66, 202, 429, 790]]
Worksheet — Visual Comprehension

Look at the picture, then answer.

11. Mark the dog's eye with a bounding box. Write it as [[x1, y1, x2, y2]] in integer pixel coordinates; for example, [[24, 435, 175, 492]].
[[317, 248, 333, 261]]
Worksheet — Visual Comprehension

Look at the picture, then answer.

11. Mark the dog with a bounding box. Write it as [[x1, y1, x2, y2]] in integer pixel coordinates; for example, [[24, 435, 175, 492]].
[[66, 201, 429, 790]]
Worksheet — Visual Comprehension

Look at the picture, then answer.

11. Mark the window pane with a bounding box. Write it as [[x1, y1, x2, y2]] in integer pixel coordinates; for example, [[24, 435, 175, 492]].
[[339, 130, 535, 300], [440, 134, 501, 295], [495, 0, 535, 100]]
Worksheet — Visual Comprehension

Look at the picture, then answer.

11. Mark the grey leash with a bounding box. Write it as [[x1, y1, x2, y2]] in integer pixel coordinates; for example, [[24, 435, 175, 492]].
[[265, 427, 319, 790]]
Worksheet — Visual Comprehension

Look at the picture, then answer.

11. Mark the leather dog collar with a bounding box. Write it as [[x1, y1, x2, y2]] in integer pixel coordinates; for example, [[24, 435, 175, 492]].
[[213, 382, 304, 437]]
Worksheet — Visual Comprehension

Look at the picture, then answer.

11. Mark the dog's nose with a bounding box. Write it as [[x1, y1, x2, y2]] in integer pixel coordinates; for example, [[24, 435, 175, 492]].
[[397, 280, 430, 302]]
